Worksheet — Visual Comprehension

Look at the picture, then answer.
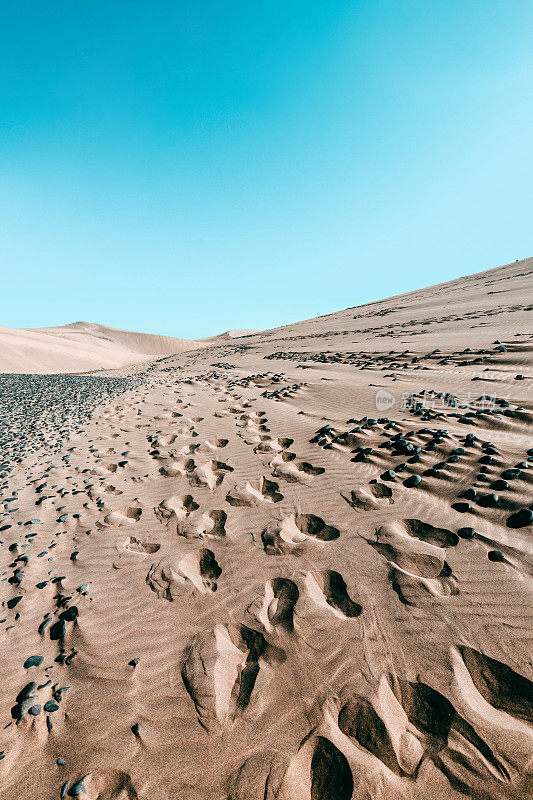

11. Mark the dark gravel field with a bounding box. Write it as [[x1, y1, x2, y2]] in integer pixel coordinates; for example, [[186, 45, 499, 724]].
[[0, 373, 144, 473]]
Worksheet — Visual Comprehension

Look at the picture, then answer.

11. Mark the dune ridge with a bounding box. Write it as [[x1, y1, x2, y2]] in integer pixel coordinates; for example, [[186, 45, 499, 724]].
[[0, 321, 199, 374]]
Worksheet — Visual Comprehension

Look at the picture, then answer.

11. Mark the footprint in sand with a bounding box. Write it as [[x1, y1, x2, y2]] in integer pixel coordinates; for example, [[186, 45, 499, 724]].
[[229, 704, 361, 800], [262, 513, 340, 554], [61, 770, 139, 800], [305, 570, 362, 618], [253, 437, 293, 454], [226, 476, 283, 507], [177, 509, 228, 539], [102, 483, 123, 496], [103, 505, 143, 526], [159, 457, 233, 489], [155, 494, 199, 525], [270, 452, 325, 483], [122, 536, 160, 554], [147, 548, 222, 599], [248, 577, 300, 634], [159, 457, 196, 477], [367, 519, 459, 604], [188, 459, 234, 489], [343, 482, 393, 510], [202, 437, 229, 450], [338, 675, 425, 778], [181, 623, 282, 733]]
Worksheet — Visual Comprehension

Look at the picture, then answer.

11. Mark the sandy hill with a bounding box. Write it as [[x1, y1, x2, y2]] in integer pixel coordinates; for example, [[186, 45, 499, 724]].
[[198, 329, 261, 343], [0, 321, 198, 374], [219, 257, 532, 348]]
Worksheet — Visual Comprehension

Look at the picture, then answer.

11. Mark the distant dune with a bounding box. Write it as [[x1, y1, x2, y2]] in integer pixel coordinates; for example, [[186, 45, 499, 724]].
[[0, 321, 199, 374], [198, 329, 261, 343]]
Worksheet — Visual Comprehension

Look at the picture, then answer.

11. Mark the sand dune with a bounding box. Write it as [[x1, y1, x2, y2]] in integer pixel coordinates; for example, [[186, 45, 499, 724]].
[[0, 321, 199, 374], [0, 257, 532, 799], [198, 329, 261, 344]]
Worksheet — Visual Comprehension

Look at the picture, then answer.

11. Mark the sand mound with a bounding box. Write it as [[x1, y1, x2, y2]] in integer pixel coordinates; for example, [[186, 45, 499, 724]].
[[0, 321, 200, 374]]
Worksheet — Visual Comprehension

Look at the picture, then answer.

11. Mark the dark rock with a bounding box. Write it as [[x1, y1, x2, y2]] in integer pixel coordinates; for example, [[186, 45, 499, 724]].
[[501, 468, 521, 480], [458, 527, 475, 539], [50, 619, 66, 640], [380, 470, 396, 481], [490, 479, 509, 491], [452, 502, 473, 513], [506, 509, 533, 528], [23, 655, 43, 669], [478, 493, 499, 508], [16, 682, 36, 702], [459, 488, 477, 500], [60, 606, 79, 622]]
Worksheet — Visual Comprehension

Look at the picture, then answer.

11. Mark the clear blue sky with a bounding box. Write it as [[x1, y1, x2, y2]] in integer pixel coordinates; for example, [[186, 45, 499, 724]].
[[1, 1, 532, 339]]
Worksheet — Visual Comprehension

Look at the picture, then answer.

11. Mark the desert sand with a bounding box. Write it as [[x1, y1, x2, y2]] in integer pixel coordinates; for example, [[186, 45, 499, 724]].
[[0, 321, 198, 374], [0, 257, 532, 800]]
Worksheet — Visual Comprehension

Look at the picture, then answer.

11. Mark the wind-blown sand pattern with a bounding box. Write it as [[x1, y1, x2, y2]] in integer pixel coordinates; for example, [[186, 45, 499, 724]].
[[0, 257, 532, 799]]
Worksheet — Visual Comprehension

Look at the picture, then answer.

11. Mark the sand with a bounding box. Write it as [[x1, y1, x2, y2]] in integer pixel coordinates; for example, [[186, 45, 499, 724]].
[[0, 257, 532, 799], [0, 321, 199, 374]]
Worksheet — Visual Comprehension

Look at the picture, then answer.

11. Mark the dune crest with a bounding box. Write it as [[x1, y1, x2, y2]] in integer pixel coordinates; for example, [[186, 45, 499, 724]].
[[0, 321, 199, 374]]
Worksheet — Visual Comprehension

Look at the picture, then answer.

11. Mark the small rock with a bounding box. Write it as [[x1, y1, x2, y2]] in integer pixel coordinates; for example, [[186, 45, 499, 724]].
[[23, 655, 44, 669], [506, 508, 533, 528], [458, 527, 475, 539]]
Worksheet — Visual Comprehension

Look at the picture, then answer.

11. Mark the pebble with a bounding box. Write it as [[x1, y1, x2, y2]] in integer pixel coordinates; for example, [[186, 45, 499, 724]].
[[38, 617, 53, 634], [23, 655, 44, 669], [381, 470, 396, 481], [458, 527, 475, 539], [490, 479, 509, 490], [478, 493, 499, 508], [452, 502, 473, 513], [70, 777, 88, 796], [50, 619, 66, 640], [16, 682, 36, 702], [506, 509, 533, 528], [60, 606, 79, 622], [501, 468, 521, 480]]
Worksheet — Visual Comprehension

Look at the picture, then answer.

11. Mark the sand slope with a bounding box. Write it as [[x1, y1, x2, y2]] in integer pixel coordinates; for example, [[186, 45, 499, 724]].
[[0, 257, 532, 800], [198, 329, 261, 344], [0, 321, 198, 374]]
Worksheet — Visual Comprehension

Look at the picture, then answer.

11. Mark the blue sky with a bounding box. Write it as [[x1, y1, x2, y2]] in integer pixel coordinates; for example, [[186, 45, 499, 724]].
[[1, 1, 532, 339]]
